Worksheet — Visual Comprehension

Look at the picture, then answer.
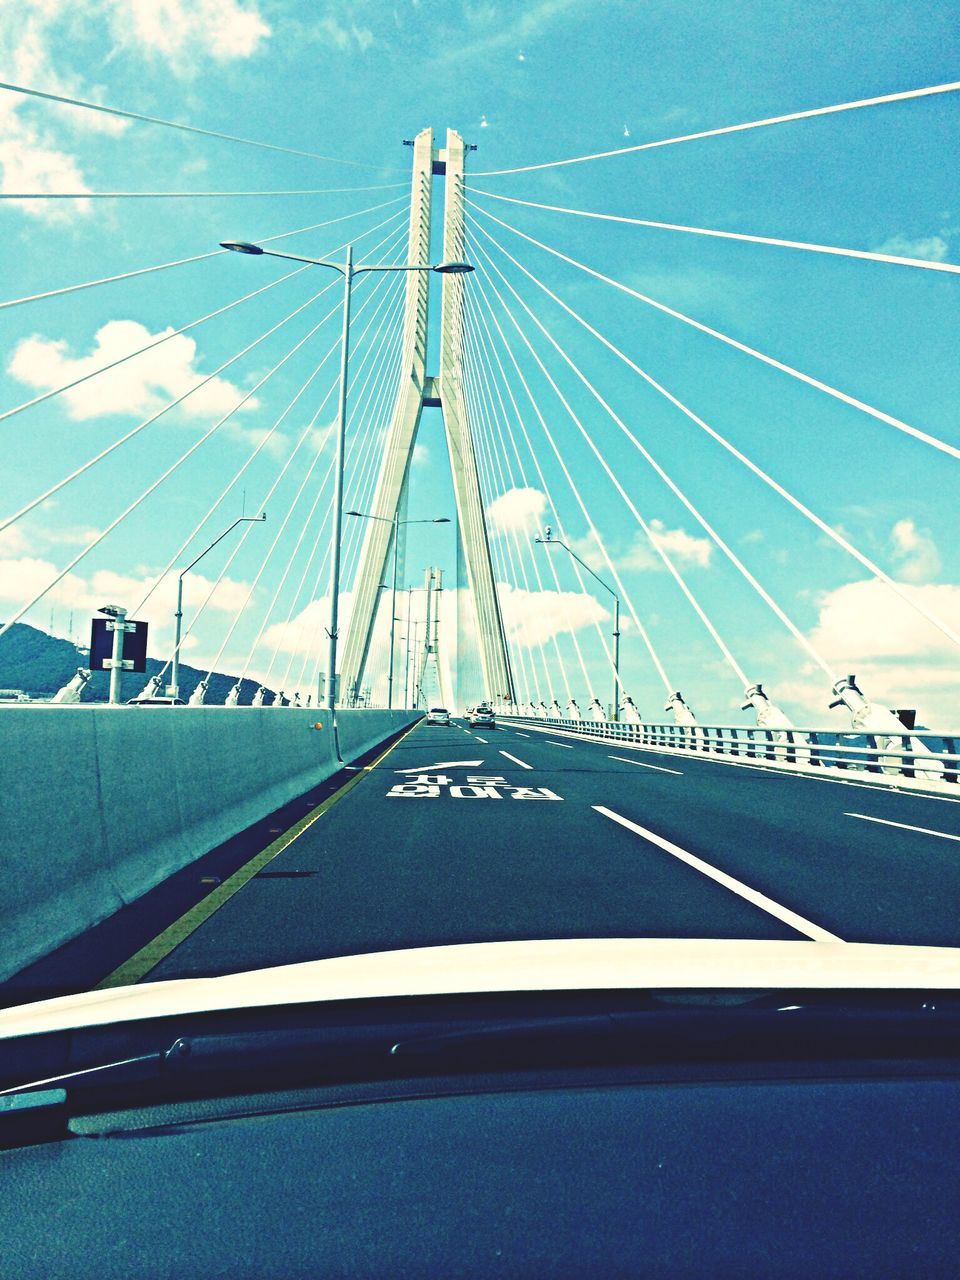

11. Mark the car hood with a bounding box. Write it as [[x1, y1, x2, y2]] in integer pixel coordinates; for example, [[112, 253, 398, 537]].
[[2, 937, 960, 1040]]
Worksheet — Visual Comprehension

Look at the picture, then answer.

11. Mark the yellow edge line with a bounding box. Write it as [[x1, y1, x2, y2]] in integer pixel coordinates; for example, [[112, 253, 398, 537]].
[[96, 719, 422, 990]]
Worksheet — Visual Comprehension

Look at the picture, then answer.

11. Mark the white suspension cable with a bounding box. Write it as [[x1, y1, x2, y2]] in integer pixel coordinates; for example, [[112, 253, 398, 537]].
[[197, 395, 348, 683], [292, 328, 407, 699], [4, 186, 406, 201], [467, 255, 675, 695], [283, 313, 408, 700], [466, 305, 603, 704], [471, 232, 751, 689], [466, 189, 960, 276], [170, 247, 410, 683], [462, 353, 538, 705], [130, 225, 409, 625], [0, 80, 405, 171], [0, 197, 407, 311], [470, 218, 839, 679], [467, 200, 960, 462], [1, 202, 406, 443], [474, 80, 960, 176], [467, 327, 618, 700], [0, 266, 317, 537], [471, 213, 960, 655], [0, 294, 344, 644], [1, 213, 410, 542], [242, 273, 409, 684], [464, 364, 546, 704]]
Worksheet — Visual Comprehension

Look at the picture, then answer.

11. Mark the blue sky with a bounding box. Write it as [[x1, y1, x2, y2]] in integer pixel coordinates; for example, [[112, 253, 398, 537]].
[[1, 0, 958, 724]]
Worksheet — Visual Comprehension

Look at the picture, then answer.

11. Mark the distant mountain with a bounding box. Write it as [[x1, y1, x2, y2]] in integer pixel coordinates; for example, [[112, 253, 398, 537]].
[[0, 622, 281, 705]]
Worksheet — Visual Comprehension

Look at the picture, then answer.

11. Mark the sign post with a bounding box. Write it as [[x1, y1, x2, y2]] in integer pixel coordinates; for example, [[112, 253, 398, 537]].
[[89, 605, 148, 704]]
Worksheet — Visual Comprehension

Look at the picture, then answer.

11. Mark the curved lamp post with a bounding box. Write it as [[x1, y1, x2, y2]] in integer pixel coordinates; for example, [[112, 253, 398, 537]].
[[171, 513, 266, 700], [536, 528, 621, 721]]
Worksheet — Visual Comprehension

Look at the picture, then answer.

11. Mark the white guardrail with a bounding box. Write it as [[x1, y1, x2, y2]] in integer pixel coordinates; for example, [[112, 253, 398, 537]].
[[500, 717, 960, 789]]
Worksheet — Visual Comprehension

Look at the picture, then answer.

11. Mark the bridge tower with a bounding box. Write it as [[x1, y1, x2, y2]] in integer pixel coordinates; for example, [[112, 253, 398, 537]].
[[339, 128, 515, 711]]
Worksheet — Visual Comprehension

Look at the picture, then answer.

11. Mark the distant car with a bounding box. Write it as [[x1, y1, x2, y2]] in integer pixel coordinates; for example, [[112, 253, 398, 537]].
[[426, 707, 450, 725], [469, 706, 495, 728], [126, 696, 186, 706]]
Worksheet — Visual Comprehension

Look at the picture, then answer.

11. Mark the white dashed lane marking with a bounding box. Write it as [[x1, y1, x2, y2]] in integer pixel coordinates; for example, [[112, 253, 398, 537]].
[[500, 750, 533, 770], [594, 806, 841, 943], [845, 813, 960, 842], [608, 755, 684, 776]]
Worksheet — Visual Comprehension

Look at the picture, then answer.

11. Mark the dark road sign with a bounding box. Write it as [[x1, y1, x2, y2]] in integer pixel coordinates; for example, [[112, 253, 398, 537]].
[[89, 618, 149, 672]]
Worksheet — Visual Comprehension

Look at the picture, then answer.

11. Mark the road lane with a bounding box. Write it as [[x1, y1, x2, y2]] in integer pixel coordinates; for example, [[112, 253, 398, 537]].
[[143, 718, 806, 982], [499, 725, 960, 947], [21, 713, 960, 997]]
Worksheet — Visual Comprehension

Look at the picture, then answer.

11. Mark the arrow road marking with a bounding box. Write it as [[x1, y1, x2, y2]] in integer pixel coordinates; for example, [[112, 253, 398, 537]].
[[395, 759, 484, 773]]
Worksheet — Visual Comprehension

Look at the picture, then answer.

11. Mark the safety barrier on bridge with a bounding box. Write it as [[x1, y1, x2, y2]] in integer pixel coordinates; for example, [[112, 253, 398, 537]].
[[502, 717, 960, 790], [0, 706, 419, 983]]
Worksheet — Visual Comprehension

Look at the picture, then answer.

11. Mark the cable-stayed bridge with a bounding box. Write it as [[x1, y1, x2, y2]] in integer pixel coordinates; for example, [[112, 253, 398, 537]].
[[1, 79, 959, 999]]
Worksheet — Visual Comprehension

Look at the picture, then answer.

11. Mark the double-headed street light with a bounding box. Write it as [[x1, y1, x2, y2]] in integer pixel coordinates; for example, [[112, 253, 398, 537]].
[[345, 510, 449, 708], [536, 527, 621, 721], [221, 239, 473, 714]]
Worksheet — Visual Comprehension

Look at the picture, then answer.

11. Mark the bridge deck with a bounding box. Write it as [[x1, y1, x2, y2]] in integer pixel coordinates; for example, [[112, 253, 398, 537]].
[[5, 717, 960, 1001]]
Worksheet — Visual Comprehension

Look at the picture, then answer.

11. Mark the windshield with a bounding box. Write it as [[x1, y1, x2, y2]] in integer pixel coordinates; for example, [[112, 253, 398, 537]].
[[0, 7, 958, 1033], [3, 15, 960, 1279]]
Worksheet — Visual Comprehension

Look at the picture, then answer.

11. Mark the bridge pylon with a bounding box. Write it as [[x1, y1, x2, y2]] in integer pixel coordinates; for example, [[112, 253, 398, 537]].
[[338, 128, 515, 712]]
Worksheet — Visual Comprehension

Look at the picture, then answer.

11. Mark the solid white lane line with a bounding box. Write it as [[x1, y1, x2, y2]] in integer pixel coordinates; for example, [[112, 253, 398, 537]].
[[500, 750, 533, 770], [609, 754, 684, 776], [845, 813, 960, 842], [594, 806, 842, 943]]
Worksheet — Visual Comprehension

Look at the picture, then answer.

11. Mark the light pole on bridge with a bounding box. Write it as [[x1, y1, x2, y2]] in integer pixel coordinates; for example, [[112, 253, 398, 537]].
[[220, 239, 473, 722], [169, 514, 266, 702], [345, 510, 450, 708], [536, 528, 621, 721]]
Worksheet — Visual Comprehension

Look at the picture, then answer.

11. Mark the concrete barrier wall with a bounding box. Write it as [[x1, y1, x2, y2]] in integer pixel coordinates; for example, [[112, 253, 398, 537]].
[[0, 706, 419, 982], [336, 709, 418, 764]]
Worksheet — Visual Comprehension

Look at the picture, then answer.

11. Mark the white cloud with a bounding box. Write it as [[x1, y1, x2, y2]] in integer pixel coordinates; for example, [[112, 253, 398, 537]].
[[106, 0, 270, 66], [890, 518, 941, 584], [262, 599, 329, 657], [0, 3, 132, 222], [790, 575, 960, 728], [623, 520, 712, 572], [308, 15, 375, 52], [0, 555, 256, 671], [873, 233, 949, 262], [9, 320, 258, 421], [809, 578, 960, 664], [0, 556, 252, 622], [486, 485, 547, 534], [496, 582, 608, 648], [626, 266, 755, 323], [412, 442, 430, 467]]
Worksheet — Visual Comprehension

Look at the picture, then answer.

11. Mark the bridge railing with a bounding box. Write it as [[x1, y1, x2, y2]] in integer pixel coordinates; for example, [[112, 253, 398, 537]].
[[501, 717, 960, 788]]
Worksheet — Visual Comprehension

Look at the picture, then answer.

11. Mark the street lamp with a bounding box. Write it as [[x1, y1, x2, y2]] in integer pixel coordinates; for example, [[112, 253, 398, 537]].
[[170, 514, 266, 700], [221, 238, 472, 715], [536, 527, 621, 721], [345, 510, 449, 708]]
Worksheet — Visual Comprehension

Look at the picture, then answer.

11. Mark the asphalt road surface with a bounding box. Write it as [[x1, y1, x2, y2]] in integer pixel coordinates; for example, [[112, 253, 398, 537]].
[[7, 716, 960, 1000], [140, 716, 960, 981]]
